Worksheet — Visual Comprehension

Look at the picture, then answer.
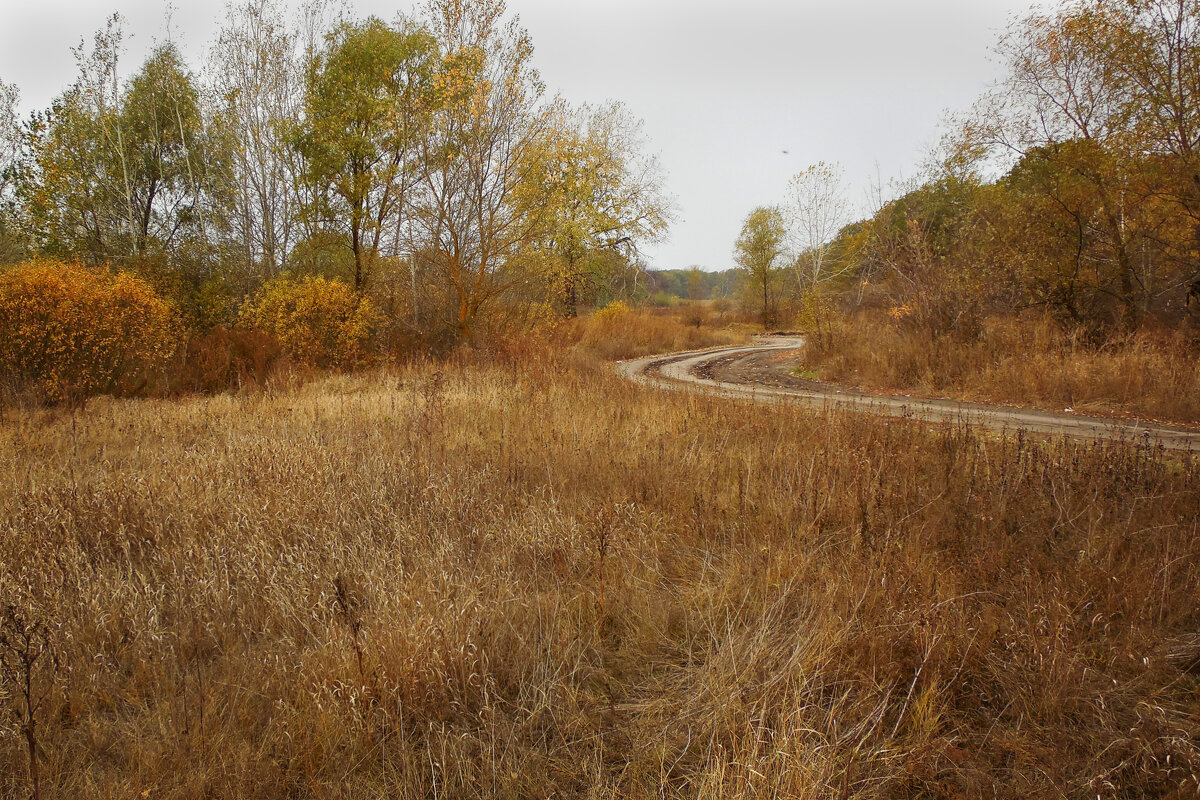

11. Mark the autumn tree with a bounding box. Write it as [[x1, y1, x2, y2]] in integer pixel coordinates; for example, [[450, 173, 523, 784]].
[[521, 101, 672, 316], [734, 206, 786, 329], [121, 44, 212, 259], [687, 266, 705, 300], [968, 0, 1200, 328], [293, 17, 440, 291], [0, 78, 23, 261], [785, 161, 852, 288], [1093, 0, 1200, 310], [22, 24, 214, 283], [22, 16, 131, 262], [412, 0, 547, 340], [209, 0, 306, 279], [3, 0, 689, 348], [0, 79, 18, 202]]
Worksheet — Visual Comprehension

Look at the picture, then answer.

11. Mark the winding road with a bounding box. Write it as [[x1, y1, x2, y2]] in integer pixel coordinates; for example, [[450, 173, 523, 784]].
[[618, 336, 1200, 451]]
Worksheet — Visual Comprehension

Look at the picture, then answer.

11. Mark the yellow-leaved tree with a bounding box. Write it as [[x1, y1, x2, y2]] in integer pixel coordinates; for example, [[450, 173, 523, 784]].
[[516, 101, 672, 317]]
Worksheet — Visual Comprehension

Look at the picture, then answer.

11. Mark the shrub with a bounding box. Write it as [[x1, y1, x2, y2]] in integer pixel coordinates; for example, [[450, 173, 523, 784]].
[[172, 327, 284, 393], [0, 259, 176, 402], [239, 276, 378, 369], [680, 302, 710, 328], [592, 300, 631, 325], [794, 288, 837, 346]]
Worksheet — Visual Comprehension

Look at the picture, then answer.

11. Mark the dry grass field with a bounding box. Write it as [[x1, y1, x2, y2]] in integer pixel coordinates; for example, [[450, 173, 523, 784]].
[[1, 336, 1199, 798], [798, 311, 1200, 426], [555, 303, 753, 362]]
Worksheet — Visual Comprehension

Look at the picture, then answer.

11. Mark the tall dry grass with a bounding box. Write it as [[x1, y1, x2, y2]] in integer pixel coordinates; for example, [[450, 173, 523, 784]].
[[0, 347, 1198, 798], [801, 310, 1200, 424], [555, 303, 753, 361]]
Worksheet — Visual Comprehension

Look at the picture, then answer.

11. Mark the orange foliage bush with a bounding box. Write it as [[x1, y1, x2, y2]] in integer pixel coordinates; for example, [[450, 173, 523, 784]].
[[239, 276, 378, 369], [0, 259, 176, 402]]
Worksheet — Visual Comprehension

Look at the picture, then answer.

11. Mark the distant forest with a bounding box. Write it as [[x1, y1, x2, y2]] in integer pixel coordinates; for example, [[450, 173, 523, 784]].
[[644, 268, 740, 302]]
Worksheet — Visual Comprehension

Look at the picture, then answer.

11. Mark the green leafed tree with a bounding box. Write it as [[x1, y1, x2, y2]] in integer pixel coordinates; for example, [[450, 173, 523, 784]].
[[21, 16, 127, 262], [293, 17, 440, 291], [121, 44, 210, 258], [734, 206, 787, 329], [22, 24, 212, 278], [520, 101, 672, 316]]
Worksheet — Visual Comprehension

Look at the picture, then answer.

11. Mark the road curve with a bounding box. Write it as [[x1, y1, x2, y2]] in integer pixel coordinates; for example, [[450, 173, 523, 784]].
[[617, 336, 1200, 451]]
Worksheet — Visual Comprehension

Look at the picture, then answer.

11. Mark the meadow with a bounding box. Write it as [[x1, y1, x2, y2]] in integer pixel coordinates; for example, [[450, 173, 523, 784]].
[[3, 0, 1200, 790], [797, 310, 1200, 426], [2, 328, 1198, 799]]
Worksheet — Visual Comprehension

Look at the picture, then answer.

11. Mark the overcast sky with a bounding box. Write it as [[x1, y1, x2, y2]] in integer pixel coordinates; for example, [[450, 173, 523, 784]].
[[0, 0, 1039, 270]]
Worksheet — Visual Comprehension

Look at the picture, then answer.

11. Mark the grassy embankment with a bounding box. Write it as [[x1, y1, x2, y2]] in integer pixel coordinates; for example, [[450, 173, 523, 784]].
[[1, 310, 1198, 798], [796, 310, 1200, 425]]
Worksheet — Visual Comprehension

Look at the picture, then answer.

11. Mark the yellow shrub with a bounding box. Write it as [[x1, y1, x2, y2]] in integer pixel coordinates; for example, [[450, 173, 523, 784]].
[[0, 259, 176, 402], [592, 300, 631, 325], [239, 276, 378, 369]]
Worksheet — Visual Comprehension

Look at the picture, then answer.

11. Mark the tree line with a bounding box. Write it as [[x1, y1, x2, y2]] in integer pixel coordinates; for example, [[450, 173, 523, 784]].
[[0, 0, 672, 366], [737, 0, 1200, 342], [644, 268, 740, 302]]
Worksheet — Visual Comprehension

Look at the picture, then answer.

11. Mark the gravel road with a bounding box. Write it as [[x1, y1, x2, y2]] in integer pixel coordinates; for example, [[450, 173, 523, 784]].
[[617, 336, 1200, 451]]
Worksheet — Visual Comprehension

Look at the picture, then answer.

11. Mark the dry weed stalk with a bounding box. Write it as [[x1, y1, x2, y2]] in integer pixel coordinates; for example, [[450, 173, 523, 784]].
[[591, 504, 617, 624], [333, 574, 367, 685], [0, 602, 59, 800]]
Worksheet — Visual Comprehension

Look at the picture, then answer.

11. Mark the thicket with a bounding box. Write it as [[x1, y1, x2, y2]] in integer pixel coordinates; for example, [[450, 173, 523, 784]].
[[0, 0, 672, 401], [0, 255, 747, 405], [644, 267, 740, 302], [735, 0, 1200, 408]]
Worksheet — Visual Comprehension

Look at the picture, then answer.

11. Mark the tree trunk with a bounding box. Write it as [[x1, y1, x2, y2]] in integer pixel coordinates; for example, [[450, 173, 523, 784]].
[[25, 722, 39, 800], [457, 291, 472, 341], [762, 274, 769, 330], [564, 261, 578, 318], [352, 226, 363, 291]]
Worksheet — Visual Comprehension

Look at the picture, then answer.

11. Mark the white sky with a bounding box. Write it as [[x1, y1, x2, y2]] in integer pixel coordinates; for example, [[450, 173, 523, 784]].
[[0, 0, 1039, 270]]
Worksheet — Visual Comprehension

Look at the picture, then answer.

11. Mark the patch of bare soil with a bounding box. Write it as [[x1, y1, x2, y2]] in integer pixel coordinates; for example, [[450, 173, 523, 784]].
[[697, 348, 869, 395]]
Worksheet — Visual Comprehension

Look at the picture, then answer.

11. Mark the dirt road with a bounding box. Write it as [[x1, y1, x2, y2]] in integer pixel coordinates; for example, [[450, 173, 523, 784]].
[[618, 336, 1200, 451]]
